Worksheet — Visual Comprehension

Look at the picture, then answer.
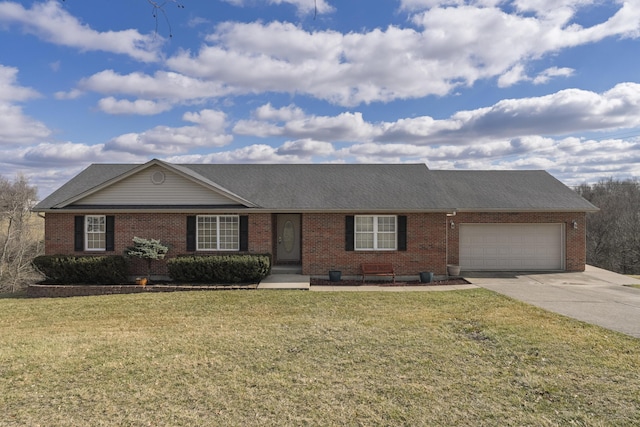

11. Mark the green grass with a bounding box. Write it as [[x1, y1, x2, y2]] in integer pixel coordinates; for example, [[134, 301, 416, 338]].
[[1, 290, 639, 426], [627, 276, 640, 289]]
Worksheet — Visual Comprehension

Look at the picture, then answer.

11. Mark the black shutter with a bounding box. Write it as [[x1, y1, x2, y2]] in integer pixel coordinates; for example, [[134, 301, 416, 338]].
[[105, 216, 115, 251], [345, 216, 355, 251], [239, 216, 249, 251], [186, 216, 196, 252], [398, 215, 407, 251], [74, 216, 84, 251]]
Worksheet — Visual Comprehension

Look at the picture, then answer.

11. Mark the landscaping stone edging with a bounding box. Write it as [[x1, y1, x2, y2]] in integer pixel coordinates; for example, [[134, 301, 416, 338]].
[[27, 283, 258, 298]]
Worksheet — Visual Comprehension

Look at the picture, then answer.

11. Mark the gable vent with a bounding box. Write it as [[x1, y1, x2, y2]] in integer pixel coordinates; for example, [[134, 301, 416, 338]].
[[150, 171, 165, 185]]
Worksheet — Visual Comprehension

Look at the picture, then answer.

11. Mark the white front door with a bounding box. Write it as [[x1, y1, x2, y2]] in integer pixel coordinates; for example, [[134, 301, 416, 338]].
[[276, 214, 301, 263], [460, 224, 564, 270]]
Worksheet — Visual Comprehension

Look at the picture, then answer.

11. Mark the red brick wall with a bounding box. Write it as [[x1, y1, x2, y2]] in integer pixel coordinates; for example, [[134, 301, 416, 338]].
[[44, 212, 273, 277], [446, 212, 586, 272], [44, 211, 587, 277], [300, 211, 586, 275], [301, 213, 447, 276]]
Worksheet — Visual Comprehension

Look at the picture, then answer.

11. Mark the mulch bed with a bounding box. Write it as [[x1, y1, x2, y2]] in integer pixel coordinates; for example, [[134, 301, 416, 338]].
[[310, 278, 470, 286], [27, 283, 258, 298]]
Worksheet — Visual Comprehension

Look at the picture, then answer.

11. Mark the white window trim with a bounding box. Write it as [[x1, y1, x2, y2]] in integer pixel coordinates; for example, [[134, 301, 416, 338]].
[[196, 215, 240, 251], [355, 215, 397, 251], [85, 215, 106, 252]]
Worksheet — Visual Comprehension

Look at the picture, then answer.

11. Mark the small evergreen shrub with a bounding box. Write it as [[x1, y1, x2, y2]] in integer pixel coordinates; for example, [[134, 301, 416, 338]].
[[124, 237, 169, 279], [167, 254, 271, 284], [32, 255, 128, 285]]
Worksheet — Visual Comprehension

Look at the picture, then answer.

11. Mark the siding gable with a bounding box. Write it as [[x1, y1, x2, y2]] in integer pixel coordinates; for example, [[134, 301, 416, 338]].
[[74, 165, 243, 206]]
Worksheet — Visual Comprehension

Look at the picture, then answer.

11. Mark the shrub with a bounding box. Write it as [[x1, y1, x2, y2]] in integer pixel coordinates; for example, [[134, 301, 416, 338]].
[[124, 237, 169, 280], [167, 254, 271, 284], [32, 255, 128, 285]]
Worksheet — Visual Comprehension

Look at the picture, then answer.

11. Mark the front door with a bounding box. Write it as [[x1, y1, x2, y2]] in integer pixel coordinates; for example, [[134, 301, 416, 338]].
[[276, 214, 301, 263]]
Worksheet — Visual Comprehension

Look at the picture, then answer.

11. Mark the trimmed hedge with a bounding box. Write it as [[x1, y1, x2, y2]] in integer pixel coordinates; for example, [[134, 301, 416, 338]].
[[32, 255, 128, 285], [167, 254, 271, 284]]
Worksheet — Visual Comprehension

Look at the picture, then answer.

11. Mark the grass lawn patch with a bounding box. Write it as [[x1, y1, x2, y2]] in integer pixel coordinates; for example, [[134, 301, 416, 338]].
[[626, 276, 640, 289], [1, 289, 639, 426]]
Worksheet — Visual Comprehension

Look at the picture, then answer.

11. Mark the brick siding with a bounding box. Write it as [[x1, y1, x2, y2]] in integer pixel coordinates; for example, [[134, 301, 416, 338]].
[[43, 210, 586, 278], [44, 212, 272, 277], [301, 213, 446, 276]]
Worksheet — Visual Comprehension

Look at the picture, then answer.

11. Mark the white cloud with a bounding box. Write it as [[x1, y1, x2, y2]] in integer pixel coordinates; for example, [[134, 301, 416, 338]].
[[232, 83, 640, 147], [0, 104, 51, 145], [0, 65, 50, 145], [232, 120, 284, 138], [165, 144, 306, 164], [20, 142, 109, 164], [54, 89, 84, 100], [182, 109, 228, 130], [0, 142, 145, 196], [380, 83, 640, 143], [104, 109, 232, 155], [277, 139, 334, 156], [254, 103, 305, 121], [0, 1, 162, 62], [533, 67, 575, 85], [79, 70, 230, 102], [97, 97, 173, 115], [235, 106, 380, 141], [162, 3, 640, 106], [399, 0, 499, 11], [8, 142, 142, 166], [498, 64, 529, 88], [269, 0, 334, 15], [221, 0, 334, 15], [0, 65, 39, 102], [499, 65, 575, 87]]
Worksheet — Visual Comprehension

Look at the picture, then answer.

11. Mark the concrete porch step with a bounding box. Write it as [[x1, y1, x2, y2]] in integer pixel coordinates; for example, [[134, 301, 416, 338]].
[[271, 265, 302, 274], [258, 274, 310, 290]]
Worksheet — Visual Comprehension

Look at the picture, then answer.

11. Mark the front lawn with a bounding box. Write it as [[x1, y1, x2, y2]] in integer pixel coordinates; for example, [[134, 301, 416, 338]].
[[1, 290, 639, 426]]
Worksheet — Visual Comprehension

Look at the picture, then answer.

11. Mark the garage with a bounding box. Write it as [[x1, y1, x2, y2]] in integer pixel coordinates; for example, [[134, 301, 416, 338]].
[[459, 224, 564, 271]]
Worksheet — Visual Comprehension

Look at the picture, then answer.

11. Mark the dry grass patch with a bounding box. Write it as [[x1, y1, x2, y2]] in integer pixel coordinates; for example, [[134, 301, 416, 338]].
[[1, 290, 639, 426]]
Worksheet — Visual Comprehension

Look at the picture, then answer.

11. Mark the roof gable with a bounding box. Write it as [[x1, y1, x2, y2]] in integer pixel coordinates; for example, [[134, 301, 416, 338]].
[[37, 159, 256, 209]]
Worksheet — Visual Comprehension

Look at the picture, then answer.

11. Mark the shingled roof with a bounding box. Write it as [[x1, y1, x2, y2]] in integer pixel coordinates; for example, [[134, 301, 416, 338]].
[[33, 161, 597, 212]]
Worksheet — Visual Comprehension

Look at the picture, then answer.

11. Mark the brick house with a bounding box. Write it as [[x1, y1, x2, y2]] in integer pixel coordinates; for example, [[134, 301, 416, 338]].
[[33, 159, 598, 278]]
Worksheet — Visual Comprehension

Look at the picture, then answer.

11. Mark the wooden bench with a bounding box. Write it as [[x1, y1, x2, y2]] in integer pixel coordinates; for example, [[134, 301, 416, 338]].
[[361, 263, 395, 284]]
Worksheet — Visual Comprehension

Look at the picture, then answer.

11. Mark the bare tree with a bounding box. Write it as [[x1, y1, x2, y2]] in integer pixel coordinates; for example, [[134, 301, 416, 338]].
[[576, 179, 640, 274], [146, 0, 185, 38], [0, 175, 43, 293]]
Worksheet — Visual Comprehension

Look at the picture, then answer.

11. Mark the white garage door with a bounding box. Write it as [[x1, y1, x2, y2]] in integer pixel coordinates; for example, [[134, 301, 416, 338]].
[[460, 224, 564, 271]]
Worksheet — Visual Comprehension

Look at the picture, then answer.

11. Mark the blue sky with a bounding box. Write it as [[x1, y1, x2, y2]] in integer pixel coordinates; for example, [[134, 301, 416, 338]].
[[1, 0, 640, 198]]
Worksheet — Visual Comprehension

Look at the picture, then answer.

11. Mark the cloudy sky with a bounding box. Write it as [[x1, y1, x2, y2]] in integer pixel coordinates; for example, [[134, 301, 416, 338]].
[[1, 0, 640, 198]]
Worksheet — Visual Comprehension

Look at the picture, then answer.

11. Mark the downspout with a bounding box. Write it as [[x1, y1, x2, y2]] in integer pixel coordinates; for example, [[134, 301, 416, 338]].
[[445, 210, 456, 270]]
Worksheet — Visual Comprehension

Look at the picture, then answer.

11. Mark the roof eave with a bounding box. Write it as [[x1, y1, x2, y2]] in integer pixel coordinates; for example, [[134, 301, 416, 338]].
[[453, 207, 600, 213]]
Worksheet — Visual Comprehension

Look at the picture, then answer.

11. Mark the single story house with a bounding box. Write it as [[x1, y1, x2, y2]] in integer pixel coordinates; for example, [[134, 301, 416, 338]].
[[33, 159, 598, 278]]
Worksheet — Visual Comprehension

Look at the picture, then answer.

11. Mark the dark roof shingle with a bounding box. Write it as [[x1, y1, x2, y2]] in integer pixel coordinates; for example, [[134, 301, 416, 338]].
[[33, 162, 597, 212]]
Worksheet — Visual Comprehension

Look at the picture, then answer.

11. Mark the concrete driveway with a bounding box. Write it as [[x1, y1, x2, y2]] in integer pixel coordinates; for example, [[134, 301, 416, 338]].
[[467, 265, 640, 338]]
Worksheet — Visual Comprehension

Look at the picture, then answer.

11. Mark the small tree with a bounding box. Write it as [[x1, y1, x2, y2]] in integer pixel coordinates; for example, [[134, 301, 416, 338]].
[[124, 237, 169, 282]]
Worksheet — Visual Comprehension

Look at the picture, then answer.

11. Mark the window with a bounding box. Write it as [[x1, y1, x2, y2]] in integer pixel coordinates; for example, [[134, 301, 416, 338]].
[[85, 215, 106, 251], [355, 215, 397, 250], [197, 215, 239, 251], [75, 215, 114, 252]]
